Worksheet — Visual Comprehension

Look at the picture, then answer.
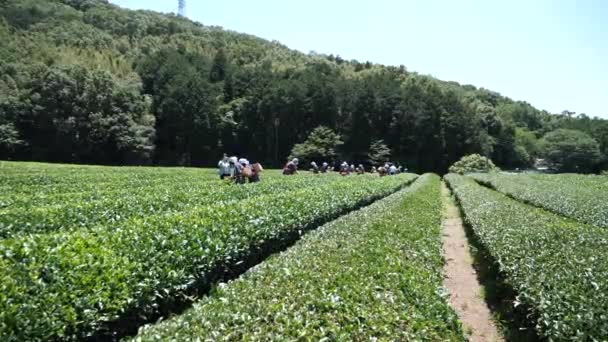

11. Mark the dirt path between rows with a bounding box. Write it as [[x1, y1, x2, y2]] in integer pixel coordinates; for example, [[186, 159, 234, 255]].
[[441, 182, 503, 342]]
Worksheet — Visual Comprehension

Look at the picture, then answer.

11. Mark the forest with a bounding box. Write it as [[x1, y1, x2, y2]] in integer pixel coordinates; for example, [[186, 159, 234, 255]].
[[1, 0, 607, 173]]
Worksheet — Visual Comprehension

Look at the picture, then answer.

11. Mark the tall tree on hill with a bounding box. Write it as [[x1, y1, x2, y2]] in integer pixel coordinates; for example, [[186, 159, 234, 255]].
[[541, 129, 601, 172], [0, 71, 25, 158], [345, 79, 375, 161], [301, 61, 339, 129], [9, 64, 154, 163], [1, 0, 607, 173], [367, 140, 391, 166], [138, 49, 219, 165], [289, 125, 343, 165], [397, 77, 444, 172], [439, 88, 486, 171], [590, 122, 608, 169], [210, 48, 228, 83]]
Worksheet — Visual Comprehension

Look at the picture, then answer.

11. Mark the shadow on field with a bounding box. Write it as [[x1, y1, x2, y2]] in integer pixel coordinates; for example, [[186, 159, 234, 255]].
[[445, 184, 543, 342]]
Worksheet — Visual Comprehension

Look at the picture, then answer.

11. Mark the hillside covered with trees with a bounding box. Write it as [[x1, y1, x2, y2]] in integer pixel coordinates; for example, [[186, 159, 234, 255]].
[[1, 0, 607, 173]]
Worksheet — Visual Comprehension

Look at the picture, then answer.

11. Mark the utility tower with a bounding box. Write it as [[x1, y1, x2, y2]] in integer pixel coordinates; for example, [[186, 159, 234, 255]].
[[178, 0, 186, 17]]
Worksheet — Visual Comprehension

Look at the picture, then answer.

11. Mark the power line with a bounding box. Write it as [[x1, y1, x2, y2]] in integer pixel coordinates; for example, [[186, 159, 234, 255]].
[[178, 0, 186, 17]]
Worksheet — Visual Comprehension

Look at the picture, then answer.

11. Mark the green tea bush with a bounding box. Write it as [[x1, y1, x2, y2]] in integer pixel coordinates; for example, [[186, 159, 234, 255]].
[[448, 154, 499, 174], [133, 174, 465, 341], [446, 174, 608, 340], [471, 172, 608, 228], [0, 171, 415, 341]]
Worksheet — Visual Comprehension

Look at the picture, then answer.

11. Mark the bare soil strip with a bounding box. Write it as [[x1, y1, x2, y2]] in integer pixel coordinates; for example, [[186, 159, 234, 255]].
[[441, 182, 503, 342]]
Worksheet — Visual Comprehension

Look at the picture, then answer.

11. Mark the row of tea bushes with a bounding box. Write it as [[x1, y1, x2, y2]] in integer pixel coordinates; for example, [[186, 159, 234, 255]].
[[0, 173, 416, 341], [446, 174, 608, 340], [133, 174, 465, 341]]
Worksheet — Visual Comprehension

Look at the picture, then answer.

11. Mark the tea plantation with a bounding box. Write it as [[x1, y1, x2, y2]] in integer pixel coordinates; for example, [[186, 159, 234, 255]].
[[1, 161, 607, 341]]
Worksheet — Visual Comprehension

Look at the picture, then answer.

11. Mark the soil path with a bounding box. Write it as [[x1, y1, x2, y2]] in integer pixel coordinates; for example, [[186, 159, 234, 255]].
[[441, 182, 503, 342]]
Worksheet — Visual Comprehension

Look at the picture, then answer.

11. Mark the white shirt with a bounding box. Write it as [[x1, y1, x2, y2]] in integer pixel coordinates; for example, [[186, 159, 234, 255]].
[[218, 160, 230, 175]]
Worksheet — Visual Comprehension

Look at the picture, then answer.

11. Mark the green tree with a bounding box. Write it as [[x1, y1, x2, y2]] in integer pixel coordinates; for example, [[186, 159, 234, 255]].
[[540, 129, 601, 172], [440, 88, 487, 171], [496, 102, 543, 131], [513, 128, 539, 166], [367, 140, 391, 166], [2, 0, 608, 171], [590, 121, 608, 170], [289, 126, 343, 165], [393, 76, 444, 172], [210, 48, 228, 83], [346, 85, 373, 160], [0, 123, 23, 157], [139, 49, 219, 165], [10, 64, 154, 163]]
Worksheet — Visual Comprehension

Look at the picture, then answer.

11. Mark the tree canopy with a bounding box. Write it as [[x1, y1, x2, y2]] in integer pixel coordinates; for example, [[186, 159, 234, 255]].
[[367, 140, 391, 166], [541, 129, 601, 173], [0, 0, 607, 173], [288, 126, 343, 165]]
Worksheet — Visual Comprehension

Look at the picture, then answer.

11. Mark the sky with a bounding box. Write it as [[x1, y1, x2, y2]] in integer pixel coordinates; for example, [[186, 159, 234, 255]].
[[112, 0, 608, 119]]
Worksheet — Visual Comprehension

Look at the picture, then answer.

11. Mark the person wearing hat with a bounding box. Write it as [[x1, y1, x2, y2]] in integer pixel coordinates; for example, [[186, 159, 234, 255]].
[[320, 162, 329, 173], [356, 164, 365, 175], [339, 161, 350, 176], [310, 161, 319, 174], [249, 162, 263, 183], [239, 158, 256, 183], [378, 166, 387, 177], [388, 164, 397, 176], [283, 158, 299, 175], [228, 156, 245, 184], [218, 154, 231, 180]]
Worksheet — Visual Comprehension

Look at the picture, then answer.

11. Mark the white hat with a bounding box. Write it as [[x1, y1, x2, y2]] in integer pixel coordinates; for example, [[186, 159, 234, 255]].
[[229, 156, 238, 164], [238, 158, 249, 166]]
